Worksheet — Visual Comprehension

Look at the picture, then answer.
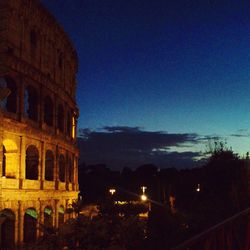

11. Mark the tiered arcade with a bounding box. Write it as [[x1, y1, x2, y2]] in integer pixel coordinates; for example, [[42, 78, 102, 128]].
[[0, 0, 79, 247]]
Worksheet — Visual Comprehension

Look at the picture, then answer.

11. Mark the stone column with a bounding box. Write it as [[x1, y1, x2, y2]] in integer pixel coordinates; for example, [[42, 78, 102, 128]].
[[75, 157, 79, 191], [38, 199, 43, 238], [0, 88, 10, 210], [54, 199, 59, 228], [17, 200, 23, 245], [39, 84, 43, 128], [55, 145, 59, 190], [0, 126, 3, 211], [65, 151, 69, 191], [40, 141, 45, 189], [19, 135, 25, 189], [18, 77, 24, 122]]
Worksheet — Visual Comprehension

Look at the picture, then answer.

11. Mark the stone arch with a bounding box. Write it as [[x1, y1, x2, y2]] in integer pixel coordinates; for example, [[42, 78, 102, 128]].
[[44, 206, 53, 228], [2, 139, 18, 178], [23, 208, 37, 244], [59, 154, 65, 182], [25, 145, 39, 180], [43, 95, 53, 126], [45, 150, 54, 181], [24, 85, 39, 121], [0, 209, 15, 249], [0, 76, 18, 113], [58, 206, 64, 227], [57, 104, 64, 132]]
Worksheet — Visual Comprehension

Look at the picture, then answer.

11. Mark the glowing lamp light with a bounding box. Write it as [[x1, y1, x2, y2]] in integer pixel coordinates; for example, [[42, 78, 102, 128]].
[[196, 184, 200, 192], [141, 194, 147, 201], [109, 189, 116, 195], [141, 186, 147, 194]]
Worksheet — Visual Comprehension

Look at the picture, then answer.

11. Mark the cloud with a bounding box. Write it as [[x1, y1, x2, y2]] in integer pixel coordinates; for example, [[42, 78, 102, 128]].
[[78, 126, 203, 170], [230, 134, 249, 138]]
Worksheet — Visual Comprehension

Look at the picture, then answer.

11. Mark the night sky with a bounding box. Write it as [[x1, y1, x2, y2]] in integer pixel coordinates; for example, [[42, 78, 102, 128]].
[[42, 0, 250, 169]]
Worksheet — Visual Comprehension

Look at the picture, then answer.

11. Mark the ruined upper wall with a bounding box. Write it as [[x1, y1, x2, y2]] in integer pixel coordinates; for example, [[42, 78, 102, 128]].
[[0, 0, 78, 100]]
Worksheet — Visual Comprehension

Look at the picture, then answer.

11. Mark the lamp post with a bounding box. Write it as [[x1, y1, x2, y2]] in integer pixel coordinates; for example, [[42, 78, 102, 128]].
[[0, 86, 10, 210], [141, 186, 148, 202], [196, 183, 201, 192], [109, 188, 116, 195]]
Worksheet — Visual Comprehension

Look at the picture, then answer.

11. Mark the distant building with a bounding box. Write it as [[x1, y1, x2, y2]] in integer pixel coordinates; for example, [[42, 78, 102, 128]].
[[0, 0, 79, 247]]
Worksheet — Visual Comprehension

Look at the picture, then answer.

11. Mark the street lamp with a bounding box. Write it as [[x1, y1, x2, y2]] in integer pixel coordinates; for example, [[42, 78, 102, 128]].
[[141, 186, 147, 194], [109, 188, 116, 195], [196, 184, 201, 192], [141, 186, 148, 202], [141, 194, 147, 201]]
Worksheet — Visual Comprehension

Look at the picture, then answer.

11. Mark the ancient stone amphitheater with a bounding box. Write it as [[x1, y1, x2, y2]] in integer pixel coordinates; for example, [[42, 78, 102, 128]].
[[0, 0, 79, 247]]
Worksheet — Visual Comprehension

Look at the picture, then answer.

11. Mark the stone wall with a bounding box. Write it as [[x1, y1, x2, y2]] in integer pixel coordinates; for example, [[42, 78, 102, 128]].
[[0, 0, 79, 246]]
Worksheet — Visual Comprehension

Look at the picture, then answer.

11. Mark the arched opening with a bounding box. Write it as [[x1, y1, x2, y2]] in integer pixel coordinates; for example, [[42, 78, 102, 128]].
[[57, 104, 64, 132], [25, 145, 39, 180], [2, 139, 18, 178], [45, 150, 54, 181], [44, 206, 53, 228], [24, 85, 38, 121], [58, 206, 64, 227], [59, 154, 65, 182], [44, 96, 53, 126], [0, 209, 15, 249], [0, 77, 17, 113], [2, 146, 6, 177], [23, 208, 37, 244]]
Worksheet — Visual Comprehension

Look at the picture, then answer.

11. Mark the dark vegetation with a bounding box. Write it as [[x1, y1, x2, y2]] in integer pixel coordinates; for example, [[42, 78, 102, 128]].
[[77, 142, 250, 249], [25, 142, 250, 249]]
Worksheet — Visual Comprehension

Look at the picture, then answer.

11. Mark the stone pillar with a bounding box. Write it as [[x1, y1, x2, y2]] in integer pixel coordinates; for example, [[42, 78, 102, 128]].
[[38, 199, 43, 238], [18, 77, 24, 122], [39, 84, 43, 128], [55, 145, 59, 190], [17, 200, 23, 245], [65, 151, 69, 191], [40, 141, 44, 189], [54, 199, 59, 228], [75, 157, 79, 191], [54, 95, 58, 135], [14, 209, 19, 246], [19, 135, 25, 189], [72, 154, 76, 191], [0, 93, 7, 210], [0, 126, 3, 211]]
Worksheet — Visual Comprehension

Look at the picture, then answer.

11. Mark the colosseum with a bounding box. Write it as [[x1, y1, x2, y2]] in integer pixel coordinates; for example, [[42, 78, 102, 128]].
[[0, 0, 79, 247]]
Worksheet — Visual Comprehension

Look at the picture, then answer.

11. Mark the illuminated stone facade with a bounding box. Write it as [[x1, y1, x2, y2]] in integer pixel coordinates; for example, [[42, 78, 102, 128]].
[[0, 0, 79, 247]]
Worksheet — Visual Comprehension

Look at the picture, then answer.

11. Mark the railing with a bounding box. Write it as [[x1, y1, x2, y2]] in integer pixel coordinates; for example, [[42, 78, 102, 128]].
[[173, 207, 250, 250]]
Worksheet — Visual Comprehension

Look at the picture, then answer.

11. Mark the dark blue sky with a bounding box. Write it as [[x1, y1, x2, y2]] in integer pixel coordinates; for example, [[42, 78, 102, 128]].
[[43, 0, 250, 168]]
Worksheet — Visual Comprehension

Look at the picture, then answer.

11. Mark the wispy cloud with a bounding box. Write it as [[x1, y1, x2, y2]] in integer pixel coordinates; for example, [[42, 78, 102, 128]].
[[78, 126, 203, 169]]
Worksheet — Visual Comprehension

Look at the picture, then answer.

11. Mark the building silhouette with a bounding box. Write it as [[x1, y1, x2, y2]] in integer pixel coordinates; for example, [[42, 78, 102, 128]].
[[0, 0, 79, 247]]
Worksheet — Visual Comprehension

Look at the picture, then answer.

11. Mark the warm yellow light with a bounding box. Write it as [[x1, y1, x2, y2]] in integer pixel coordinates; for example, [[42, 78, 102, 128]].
[[196, 184, 200, 192], [141, 186, 147, 194], [72, 116, 76, 139], [109, 189, 116, 195], [141, 194, 147, 201]]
